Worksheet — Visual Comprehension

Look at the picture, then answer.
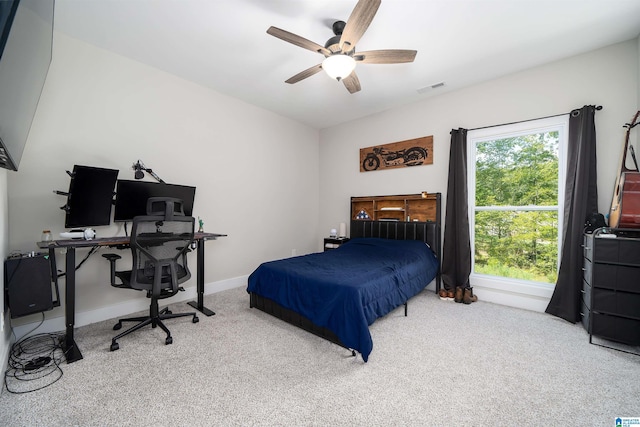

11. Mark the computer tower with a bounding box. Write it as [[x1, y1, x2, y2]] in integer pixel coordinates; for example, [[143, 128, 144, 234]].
[[4, 253, 54, 318]]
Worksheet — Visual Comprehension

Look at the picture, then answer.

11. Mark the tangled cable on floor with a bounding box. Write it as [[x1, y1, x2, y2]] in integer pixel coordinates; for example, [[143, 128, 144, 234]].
[[4, 322, 66, 394]]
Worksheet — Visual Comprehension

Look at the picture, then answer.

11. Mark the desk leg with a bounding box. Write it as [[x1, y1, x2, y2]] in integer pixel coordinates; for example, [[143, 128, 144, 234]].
[[187, 238, 215, 316], [62, 247, 83, 363]]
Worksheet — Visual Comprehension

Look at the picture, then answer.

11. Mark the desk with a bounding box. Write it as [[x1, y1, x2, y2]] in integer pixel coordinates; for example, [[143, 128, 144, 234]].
[[37, 232, 226, 363]]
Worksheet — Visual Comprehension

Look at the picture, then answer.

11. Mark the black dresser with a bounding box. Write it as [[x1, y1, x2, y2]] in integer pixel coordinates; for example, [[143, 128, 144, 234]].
[[582, 228, 640, 348]]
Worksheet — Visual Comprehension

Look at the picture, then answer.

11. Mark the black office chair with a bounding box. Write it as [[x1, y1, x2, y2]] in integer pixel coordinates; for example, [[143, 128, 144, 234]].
[[103, 197, 199, 351]]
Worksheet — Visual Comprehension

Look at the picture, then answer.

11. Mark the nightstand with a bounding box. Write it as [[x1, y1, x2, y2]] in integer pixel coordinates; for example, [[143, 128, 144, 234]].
[[324, 237, 350, 251]]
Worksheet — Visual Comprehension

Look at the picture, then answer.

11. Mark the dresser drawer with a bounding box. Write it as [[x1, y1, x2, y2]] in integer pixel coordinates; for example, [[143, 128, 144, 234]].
[[592, 288, 640, 319], [594, 237, 640, 265], [592, 263, 640, 292], [583, 234, 593, 262], [580, 299, 590, 331], [591, 313, 640, 346], [582, 259, 592, 285], [581, 279, 592, 309]]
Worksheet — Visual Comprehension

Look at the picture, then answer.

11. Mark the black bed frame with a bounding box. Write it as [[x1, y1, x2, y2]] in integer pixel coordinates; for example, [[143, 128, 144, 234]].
[[249, 195, 442, 356]]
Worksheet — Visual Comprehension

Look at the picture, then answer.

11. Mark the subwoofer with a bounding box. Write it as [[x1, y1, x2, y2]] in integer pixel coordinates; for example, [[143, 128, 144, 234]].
[[4, 253, 53, 318]]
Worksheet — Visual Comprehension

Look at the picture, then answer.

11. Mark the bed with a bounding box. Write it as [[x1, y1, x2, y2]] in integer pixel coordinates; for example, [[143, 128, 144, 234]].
[[247, 193, 441, 362]]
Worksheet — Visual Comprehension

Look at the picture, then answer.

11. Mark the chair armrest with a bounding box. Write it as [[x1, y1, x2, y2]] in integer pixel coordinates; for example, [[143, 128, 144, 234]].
[[102, 254, 122, 262], [102, 253, 122, 285]]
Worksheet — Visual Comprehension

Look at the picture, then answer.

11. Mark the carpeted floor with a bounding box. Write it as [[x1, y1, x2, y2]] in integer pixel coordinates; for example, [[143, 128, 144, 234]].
[[0, 285, 638, 426]]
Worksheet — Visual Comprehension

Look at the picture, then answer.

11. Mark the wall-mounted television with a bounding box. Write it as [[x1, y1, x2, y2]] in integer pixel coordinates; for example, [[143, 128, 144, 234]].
[[64, 165, 119, 229], [113, 180, 196, 222], [0, 0, 54, 171]]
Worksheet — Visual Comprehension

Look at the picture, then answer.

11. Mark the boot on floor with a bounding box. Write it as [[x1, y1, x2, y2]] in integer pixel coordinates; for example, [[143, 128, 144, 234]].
[[463, 287, 478, 304], [454, 286, 464, 303]]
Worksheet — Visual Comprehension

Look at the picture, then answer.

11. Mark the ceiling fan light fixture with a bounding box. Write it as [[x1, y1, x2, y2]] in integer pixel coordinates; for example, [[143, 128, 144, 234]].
[[322, 54, 356, 81]]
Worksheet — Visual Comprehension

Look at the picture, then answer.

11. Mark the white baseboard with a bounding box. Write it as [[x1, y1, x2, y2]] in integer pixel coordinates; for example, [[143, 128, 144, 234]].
[[473, 286, 551, 312], [469, 273, 553, 313], [11, 275, 249, 339], [1, 311, 11, 378]]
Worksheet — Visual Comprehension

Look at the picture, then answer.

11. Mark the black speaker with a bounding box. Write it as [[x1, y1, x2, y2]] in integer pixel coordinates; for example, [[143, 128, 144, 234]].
[[4, 253, 54, 318]]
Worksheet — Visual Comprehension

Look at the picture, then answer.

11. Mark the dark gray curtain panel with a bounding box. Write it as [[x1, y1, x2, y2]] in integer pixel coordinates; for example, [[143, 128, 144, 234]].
[[441, 128, 471, 291], [546, 105, 599, 323]]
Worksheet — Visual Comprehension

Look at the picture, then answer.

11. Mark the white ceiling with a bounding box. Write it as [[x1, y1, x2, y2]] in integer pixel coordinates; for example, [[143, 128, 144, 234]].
[[54, 0, 640, 130]]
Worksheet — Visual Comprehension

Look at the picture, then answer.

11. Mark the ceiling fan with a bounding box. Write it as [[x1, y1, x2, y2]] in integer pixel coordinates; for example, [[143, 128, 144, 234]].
[[267, 0, 417, 94]]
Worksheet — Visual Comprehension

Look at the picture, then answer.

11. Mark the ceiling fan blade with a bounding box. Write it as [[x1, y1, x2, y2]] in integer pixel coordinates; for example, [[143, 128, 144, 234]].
[[340, 0, 381, 53], [285, 64, 323, 84], [342, 72, 361, 94], [354, 49, 417, 64], [267, 26, 331, 56]]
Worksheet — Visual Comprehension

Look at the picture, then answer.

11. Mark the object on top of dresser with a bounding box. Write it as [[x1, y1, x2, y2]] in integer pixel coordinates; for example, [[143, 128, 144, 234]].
[[594, 227, 640, 239], [584, 212, 606, 233]]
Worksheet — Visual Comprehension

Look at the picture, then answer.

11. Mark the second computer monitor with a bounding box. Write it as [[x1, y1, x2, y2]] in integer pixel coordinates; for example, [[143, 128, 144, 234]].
[[113, 180, 196, 222]]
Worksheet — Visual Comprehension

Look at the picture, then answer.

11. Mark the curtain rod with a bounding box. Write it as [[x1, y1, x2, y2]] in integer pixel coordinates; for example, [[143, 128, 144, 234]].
[[467, 105, 603, 132]]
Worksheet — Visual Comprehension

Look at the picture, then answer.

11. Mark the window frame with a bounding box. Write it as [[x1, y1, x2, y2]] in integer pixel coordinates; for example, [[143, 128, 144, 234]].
[[467, 115, 569, 297]]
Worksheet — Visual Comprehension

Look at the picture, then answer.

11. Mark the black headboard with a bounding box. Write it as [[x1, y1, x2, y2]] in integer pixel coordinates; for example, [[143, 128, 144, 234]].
[[350, 219, 441, 257]]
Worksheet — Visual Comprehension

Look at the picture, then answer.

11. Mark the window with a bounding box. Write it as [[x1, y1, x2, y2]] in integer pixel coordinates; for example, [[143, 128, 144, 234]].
[[468, 116, 568, 295]]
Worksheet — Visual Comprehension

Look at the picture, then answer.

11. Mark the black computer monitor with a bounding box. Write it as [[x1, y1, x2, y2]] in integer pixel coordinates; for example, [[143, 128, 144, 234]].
[[113, 180, 196, 222], [65, 165, 119, 228]]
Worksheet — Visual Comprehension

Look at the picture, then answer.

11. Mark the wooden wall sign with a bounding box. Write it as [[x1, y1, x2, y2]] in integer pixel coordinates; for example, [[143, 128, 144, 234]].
[[360, 136, 433, 172]]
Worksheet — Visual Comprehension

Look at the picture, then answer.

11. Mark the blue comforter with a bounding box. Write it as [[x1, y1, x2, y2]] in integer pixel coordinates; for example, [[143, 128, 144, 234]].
[[247, 238, 439, 362]]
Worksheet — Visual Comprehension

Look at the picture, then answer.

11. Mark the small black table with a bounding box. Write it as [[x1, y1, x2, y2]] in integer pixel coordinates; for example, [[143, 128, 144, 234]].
[[323, 237, 350, 251]]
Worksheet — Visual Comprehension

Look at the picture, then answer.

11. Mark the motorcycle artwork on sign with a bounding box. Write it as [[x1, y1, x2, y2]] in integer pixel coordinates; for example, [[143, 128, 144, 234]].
[[359, 136, 433, 172]]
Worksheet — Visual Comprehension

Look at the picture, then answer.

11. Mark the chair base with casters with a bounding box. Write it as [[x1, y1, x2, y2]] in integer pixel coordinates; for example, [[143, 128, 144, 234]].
[[103, 252, 199, 351]]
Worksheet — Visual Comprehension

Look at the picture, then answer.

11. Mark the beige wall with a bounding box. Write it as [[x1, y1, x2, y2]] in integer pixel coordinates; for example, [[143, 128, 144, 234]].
[[318, 39, 639, 309], [5, 32, 320, 331]]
